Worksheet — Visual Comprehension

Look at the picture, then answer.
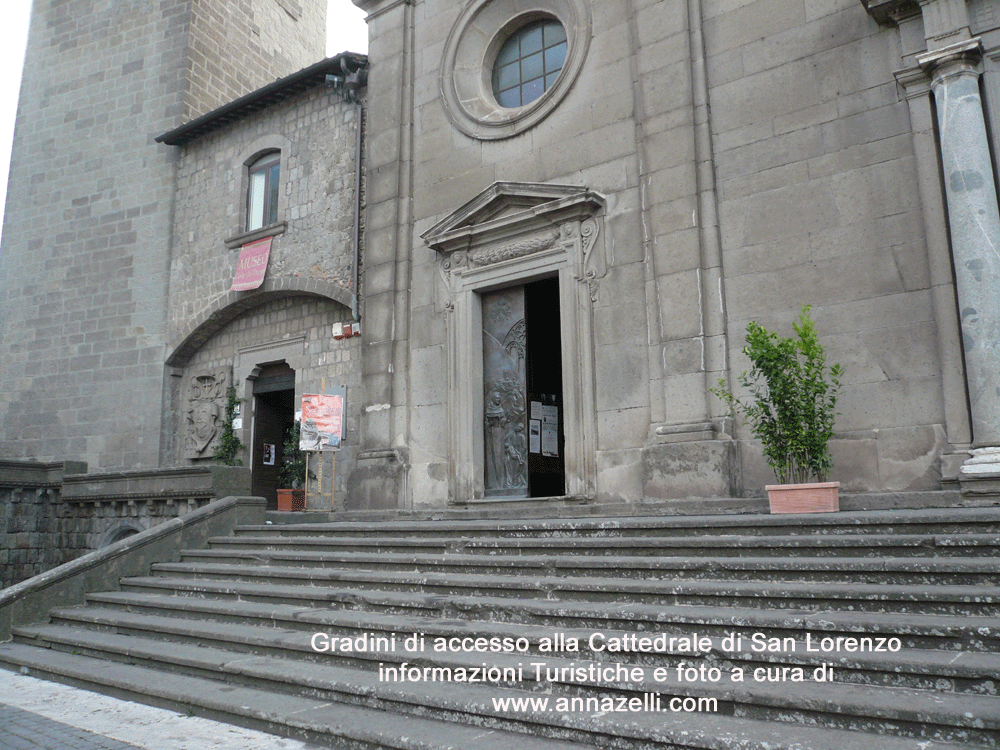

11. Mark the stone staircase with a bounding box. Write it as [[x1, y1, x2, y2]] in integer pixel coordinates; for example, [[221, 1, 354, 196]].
[[1, 505, 999, 749]]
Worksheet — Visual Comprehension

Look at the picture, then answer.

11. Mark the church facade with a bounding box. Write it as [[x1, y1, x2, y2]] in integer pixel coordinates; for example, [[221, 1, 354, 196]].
[[2, 0, 1000, 512], [349, 0, 1000, 508]]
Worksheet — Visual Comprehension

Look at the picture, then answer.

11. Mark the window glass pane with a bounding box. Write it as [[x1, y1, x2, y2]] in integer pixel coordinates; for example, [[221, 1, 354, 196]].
[[496, 61, 520, 92], [520, 25, 543, 56], [544, 42, 566, 75], [545, 71, 560, 89], [248, 171, 265, 230], [496, 37, 520, 68], [521, 51, 544, 83], [267, 163, 280, 225], [499, 88, 521, 108], [521, 77, 544, 105], [544, 22, 566, 46]]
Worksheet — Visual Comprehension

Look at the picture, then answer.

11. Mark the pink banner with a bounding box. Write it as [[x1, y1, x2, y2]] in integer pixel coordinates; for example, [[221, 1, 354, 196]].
[[230, 237, 272, 291]]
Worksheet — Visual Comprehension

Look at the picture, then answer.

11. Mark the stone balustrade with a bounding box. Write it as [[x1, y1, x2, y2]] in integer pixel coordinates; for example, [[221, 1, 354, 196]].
[[1, 461, 250, 588]]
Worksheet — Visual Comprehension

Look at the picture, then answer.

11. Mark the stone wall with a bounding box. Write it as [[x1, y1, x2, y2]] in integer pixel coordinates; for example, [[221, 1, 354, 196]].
[[185, 0, 328, 118], [0, 460, 250, 589], [353, 0, 986, 504], [166, 88, 361, 325], [0, 0, 327, 471], [705, 0, 964, 493], [163, 82, 365, 510], [177, 296, 363, 509]]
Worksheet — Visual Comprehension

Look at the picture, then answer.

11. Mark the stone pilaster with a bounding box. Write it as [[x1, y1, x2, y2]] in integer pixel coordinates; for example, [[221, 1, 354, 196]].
[[918, 40, 1000, 485]]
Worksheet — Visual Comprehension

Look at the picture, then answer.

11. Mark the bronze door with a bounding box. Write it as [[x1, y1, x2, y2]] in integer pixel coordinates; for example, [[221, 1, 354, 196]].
[[481, 278, 564, 498]]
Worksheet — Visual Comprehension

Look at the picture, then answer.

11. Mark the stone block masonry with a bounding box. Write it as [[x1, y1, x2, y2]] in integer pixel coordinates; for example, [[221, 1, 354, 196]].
[[163, 77, 365, 509], [0, 0, 327, 472], [0, 460, 250, 588]]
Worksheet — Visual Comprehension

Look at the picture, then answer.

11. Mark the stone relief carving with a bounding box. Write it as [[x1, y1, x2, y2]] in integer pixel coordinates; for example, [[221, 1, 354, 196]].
[[468, 229, 560, 267], [581, 218, 601, 276], [184, 368, 230, 459]]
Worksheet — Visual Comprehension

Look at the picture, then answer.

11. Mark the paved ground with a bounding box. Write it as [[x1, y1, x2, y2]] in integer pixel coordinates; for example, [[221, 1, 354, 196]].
[[0, 672, 322, 750]]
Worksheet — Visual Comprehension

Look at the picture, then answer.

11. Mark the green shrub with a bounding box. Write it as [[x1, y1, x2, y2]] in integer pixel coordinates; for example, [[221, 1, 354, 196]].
[[213, 386, 244, 466], [712, 305, 843, 485]]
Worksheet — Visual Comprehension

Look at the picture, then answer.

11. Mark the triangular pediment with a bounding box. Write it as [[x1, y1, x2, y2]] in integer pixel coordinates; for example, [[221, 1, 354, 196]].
[[422, 182, 603, 254]]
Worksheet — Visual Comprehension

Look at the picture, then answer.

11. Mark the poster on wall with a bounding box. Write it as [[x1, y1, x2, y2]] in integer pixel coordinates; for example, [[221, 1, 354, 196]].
[[300, 387, 346, 451]]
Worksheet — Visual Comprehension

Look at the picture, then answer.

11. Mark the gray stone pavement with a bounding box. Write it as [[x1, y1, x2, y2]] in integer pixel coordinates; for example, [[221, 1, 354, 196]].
[[0, 672, 322, 750]]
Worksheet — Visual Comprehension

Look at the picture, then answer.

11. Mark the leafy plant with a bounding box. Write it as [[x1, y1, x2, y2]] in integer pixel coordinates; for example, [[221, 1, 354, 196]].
[[213, 385, 244, 466], [278, 421, 315, 489], [712, 305, 844, 485]]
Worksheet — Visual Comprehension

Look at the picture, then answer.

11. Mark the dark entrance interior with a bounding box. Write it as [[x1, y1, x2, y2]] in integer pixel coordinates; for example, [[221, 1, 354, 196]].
[[251, 362, 296, 509], [481, 277, 565, 499], [525, 277, 565, 497]]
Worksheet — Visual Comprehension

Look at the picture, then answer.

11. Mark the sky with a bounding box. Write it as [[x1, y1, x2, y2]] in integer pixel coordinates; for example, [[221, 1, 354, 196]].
[[0, 0, 369, 244]]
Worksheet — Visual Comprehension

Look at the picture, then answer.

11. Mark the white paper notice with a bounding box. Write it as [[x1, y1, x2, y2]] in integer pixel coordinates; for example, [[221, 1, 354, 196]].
[[529, 419, 541, 453], [541, 404, 558, 425], [541, 404, 559, 456], [542, 424, 558, 457]]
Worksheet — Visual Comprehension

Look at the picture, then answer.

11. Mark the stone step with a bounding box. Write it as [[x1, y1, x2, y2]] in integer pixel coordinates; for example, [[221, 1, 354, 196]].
[[114, 575, 1000, 651], [46, 600, 1000, 695], [4, 640, 986, 750], [0, 642, 594, 750], [263, 492, 967, 525], [233, 507, 1000, 539], [145, 561, 1000, 616], [207, 531, 1000, 558], [180, 547, 1000, 585], [9, 626, 999, 747], [6, 504, 999, 749]]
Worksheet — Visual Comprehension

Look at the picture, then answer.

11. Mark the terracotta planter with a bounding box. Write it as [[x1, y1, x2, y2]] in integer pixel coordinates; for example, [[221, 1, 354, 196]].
[[276, 488, 305, 512], [765, 481, 839, 514]]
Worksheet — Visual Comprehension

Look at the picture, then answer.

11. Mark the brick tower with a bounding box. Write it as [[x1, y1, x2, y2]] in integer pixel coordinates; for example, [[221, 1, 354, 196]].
[[0, 0, 326, 469]]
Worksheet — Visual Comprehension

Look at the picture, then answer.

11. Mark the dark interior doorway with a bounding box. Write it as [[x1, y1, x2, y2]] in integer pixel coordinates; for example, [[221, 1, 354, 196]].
[[525, 277, 565, 497], [481, 277, 565, 499], [251, 363, 296, 509]]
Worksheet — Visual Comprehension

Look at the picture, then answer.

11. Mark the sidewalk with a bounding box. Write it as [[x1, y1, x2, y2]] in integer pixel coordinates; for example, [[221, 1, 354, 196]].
[[0, 672, 321, 750]]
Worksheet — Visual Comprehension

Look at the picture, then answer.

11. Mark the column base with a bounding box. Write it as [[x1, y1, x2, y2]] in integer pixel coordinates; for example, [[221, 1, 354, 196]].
[[959, 447, 1000, 497]]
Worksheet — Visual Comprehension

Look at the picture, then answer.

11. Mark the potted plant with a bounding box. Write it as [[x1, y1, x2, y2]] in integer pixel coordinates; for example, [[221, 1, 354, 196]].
[[713, 305, 844, 513], [276, 421, 313, 511]]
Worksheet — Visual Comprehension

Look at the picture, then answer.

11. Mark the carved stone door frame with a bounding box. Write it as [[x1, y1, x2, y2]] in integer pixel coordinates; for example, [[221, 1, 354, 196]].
[[422, 182, 605, 501]]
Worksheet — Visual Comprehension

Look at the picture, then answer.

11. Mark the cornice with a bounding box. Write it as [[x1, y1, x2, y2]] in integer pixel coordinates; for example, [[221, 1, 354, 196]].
[[861, 0, 921, 26]]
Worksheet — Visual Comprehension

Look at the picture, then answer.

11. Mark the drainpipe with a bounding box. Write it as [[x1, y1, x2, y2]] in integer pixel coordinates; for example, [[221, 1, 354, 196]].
[[326, 56, 368, 321], [351, 98, 363, 322]]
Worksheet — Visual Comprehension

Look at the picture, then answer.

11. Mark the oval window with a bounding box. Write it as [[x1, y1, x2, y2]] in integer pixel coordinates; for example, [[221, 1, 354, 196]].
[[491, 20, 567, 109]]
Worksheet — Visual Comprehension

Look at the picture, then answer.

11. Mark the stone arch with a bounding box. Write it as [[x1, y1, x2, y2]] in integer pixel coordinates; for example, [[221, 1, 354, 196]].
[[165, 276, 354, 368], [98, 519, 146, 549]]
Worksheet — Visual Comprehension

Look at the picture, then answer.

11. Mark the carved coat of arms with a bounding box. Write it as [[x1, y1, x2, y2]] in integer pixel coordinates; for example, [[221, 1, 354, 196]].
[[185, 369, 230, 459]]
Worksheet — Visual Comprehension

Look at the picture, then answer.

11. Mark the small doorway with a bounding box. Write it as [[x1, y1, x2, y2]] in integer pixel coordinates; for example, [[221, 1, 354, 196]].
[[482, 277, 565, 498], [251, 362, 296, 509]]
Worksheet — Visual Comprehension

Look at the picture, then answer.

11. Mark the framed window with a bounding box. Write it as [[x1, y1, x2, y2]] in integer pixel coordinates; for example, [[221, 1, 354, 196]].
[[439, 0, 591, 140], [247, 152, 280, 231], [492, 20, 567, 109]]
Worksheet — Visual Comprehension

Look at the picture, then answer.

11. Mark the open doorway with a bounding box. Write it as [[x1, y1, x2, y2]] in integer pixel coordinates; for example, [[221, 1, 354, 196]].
[[251, 362, 295, 509], [482, 276, 565, 498]]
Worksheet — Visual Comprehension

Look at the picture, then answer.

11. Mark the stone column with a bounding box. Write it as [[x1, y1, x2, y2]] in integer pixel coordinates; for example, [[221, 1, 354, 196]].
[[919, 40, 1000, 481]]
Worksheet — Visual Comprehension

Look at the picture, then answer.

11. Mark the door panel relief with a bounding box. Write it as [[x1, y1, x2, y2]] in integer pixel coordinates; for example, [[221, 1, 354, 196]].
[[482, 288, 527, 496]]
